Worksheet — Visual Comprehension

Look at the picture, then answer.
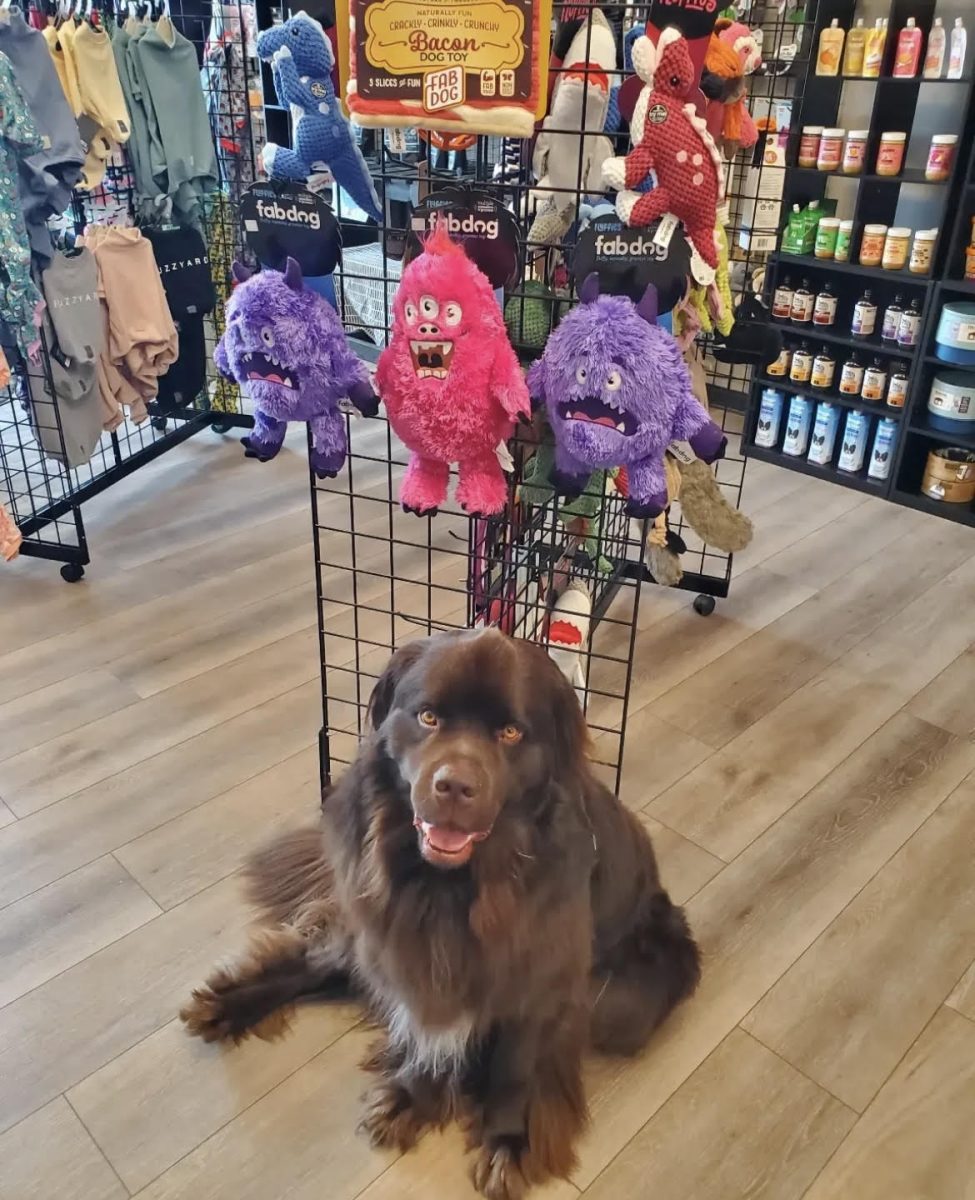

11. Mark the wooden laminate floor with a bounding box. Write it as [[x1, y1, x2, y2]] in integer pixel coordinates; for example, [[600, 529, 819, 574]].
[[1, 432, 974, 1200]]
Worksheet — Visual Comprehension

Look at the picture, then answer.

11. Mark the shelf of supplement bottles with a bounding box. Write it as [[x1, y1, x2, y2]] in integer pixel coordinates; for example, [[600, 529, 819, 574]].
[[744, 0, 975, 519], [769, 318, 919, 358], [780, 166, 949, 188], [774, 252, 931, 285], [831, 72, 972, 82]]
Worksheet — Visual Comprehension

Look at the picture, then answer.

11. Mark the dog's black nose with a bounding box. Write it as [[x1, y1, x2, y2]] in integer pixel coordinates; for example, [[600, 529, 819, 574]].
[[432, 763, 479, 805]]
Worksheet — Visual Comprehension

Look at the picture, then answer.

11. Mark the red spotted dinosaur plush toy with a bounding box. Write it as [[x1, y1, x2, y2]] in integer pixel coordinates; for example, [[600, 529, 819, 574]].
[[602, 27, 723, 284]]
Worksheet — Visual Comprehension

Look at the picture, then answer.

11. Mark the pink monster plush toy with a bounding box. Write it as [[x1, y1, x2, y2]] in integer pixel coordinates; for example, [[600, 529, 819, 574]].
[[376, 221, 530, 516]]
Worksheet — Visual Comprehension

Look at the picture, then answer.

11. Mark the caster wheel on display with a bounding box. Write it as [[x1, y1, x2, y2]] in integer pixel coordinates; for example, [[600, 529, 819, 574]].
[[60, 563, 85, 583], [693, 594, 715, 617], [211, 418, 233, 435]]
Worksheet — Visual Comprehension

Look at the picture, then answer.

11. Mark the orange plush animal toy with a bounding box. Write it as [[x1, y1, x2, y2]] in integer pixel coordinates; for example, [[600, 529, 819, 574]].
[[703, 19, 761, 156]]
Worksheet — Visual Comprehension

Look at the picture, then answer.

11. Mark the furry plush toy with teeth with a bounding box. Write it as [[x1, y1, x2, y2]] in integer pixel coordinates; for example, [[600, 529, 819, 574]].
[[375, 222, 530, 516], [214, 257, 378, 477], [526, 274, 725, 518]]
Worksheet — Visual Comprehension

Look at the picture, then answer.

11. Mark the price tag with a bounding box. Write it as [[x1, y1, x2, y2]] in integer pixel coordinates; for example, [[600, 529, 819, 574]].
[[653, 213, 679, 250], [496, 440, 515, 473]]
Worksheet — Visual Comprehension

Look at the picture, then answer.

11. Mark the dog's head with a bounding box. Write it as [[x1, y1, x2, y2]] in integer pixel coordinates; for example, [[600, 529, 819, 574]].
[[368, 628, 590, 869]]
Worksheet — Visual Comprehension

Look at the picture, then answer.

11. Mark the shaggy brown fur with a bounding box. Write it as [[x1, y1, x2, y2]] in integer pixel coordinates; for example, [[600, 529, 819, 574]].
[[678, 457, 754, 553], [181, 629, 700, 1200]]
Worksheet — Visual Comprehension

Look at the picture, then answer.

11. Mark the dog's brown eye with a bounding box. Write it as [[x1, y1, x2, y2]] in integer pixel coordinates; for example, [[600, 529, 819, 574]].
[[499, 724, 522, 745], [418, 709, 438, 728]]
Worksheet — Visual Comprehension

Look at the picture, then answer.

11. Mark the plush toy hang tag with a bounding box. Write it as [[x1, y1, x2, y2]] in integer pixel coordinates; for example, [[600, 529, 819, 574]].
[[338, 0, 552, 137], [653, 213, 680, 250], [386, 127, 409, 154], [573, 213, 691, 313], [407, 187, 522, 290], [241, 182, 342, 278], [667, 440, 697, 464], [496, 440, 515, 474]]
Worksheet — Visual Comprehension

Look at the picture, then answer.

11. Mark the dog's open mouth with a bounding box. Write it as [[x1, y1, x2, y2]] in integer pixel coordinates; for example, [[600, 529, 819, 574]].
[[557, 396, 638, 436], [414, 818, 489, 868], [409, 340, 454, 380], [242, 350, 296, 389]]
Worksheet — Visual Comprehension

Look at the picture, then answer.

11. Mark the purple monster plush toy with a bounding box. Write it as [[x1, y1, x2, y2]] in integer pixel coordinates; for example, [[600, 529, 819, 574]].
[[215, 258, 378, 477], [526, 274, 726, 517]]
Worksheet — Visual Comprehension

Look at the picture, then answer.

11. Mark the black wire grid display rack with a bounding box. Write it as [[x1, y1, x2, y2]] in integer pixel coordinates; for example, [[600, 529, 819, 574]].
[[302, 0, 810, 788], [0, 0, 258, 580]]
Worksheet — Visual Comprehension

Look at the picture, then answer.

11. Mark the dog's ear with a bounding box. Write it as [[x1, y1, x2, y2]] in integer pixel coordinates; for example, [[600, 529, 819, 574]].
[[367, 641, 425, 731]]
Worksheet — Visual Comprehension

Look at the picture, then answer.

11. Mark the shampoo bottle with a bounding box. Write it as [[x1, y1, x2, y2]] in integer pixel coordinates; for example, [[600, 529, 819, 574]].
[[817, 19, 845, 76], [948, 18, 967, 79], [924, 18, 946, 78], [843, 18, 868, 74], [863, 19, 887, 78], [893, 17, 923, 78]]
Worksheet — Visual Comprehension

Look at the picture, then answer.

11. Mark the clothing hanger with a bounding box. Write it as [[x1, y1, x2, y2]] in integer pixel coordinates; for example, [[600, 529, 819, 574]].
[[154, 0, 173, 43]]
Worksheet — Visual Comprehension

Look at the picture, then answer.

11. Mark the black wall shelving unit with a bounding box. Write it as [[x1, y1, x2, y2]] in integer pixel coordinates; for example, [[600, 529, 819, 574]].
[[891, 123, 975, 526], [745, 0, 975, 521]]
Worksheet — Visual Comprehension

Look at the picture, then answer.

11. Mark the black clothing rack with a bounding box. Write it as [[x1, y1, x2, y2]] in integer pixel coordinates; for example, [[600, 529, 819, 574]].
[[0, 0, 257, 580]]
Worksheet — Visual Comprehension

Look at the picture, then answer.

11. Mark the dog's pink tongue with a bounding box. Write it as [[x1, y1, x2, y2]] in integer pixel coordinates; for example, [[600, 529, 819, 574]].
[[423, 825, 474, 853]]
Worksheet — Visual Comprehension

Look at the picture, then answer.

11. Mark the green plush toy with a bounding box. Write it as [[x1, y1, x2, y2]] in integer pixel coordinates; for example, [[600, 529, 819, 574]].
[[520, 437, 615, 573], [504, 281, 571, 349]]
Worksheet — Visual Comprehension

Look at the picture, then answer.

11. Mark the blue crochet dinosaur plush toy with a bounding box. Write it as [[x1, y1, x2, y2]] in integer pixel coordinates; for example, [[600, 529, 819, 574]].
[[255, 14, 382, 222]]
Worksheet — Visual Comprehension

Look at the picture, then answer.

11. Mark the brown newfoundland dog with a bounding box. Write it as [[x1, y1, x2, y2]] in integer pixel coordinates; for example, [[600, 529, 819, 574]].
[[181, 628, 699, 1199]]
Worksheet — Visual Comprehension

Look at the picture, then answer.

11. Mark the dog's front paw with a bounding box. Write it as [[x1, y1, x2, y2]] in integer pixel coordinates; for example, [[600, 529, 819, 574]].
[[471, 1137, 530, 1200], [179, 976, 291, 1045], [358, 1082, 427, 1152]]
